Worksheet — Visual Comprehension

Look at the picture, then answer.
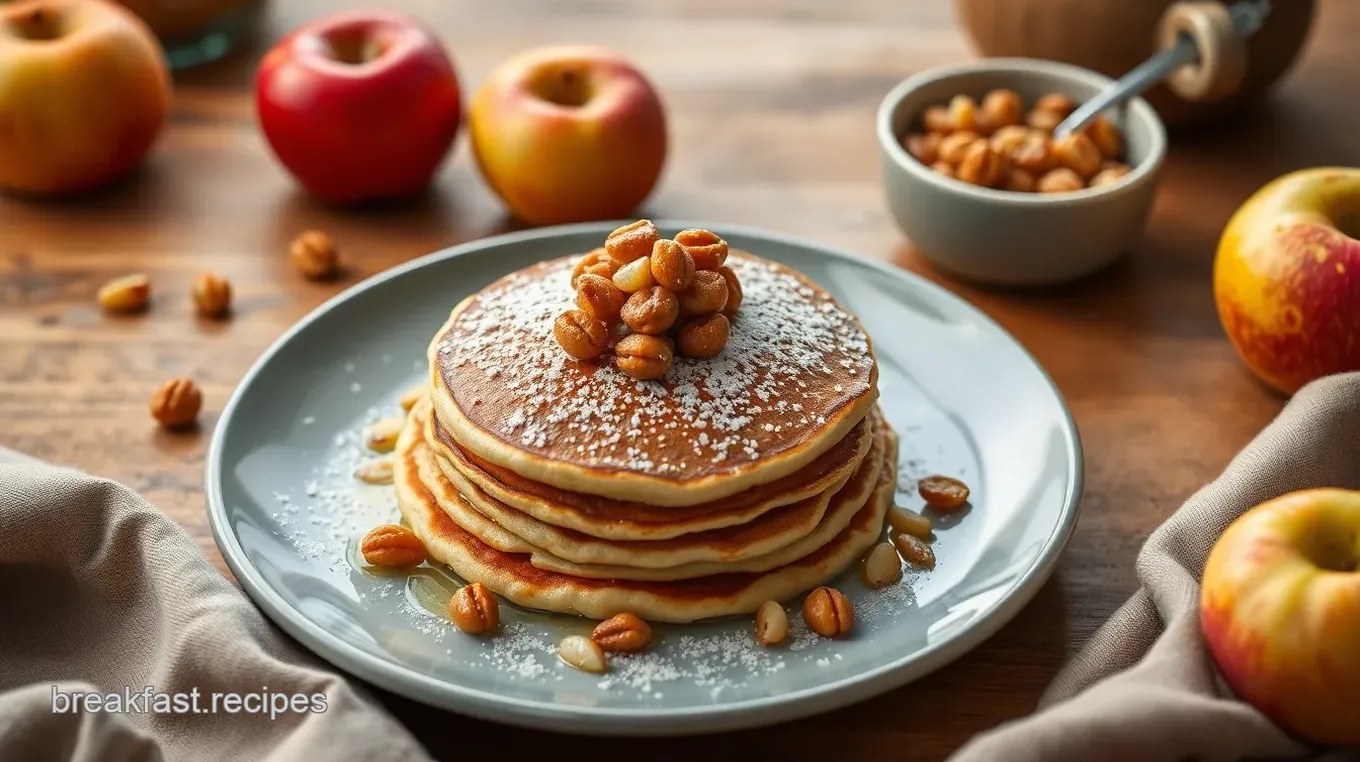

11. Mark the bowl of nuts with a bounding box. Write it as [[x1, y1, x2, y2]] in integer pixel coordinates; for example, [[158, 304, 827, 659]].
[[877, 58, 1166, 286]]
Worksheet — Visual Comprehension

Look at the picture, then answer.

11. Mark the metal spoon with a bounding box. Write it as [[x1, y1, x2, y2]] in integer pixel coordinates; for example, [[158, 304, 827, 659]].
[[1054, 0, 1272, 138]]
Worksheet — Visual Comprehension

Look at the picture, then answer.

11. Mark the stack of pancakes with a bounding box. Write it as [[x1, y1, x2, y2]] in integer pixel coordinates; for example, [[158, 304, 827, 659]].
[[395, 251, 893, 623]]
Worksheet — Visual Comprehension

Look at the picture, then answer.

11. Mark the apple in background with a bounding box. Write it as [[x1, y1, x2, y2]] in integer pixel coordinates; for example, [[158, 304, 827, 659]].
[[1200, 488, 1360, 745], [255, 11, 461, 205], [1215, 168, 1360, 394], [470, 45, 667, 226], [0, 0, 170, 195]]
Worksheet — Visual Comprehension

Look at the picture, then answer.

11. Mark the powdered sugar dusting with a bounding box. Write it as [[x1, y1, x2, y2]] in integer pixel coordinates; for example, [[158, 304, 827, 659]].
[[438, 254, 874, 477]]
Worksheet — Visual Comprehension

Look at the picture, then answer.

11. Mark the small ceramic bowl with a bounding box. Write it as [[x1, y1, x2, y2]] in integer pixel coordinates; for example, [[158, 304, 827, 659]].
[[877, 58, 1167, 286]]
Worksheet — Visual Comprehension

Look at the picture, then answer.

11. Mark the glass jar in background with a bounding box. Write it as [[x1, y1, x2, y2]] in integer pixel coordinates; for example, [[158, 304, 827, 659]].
[[118, 0, 265, 69]]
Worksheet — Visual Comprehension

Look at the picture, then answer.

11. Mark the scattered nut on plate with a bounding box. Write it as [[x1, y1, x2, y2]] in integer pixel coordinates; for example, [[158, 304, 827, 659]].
[[862, 542, 903, 589], [98, 273, 151, 313], [592, 613, 653, 653], [399, 384, 424, 412], [290, 230, 340, 280], [364, 416, 406, 453], [448, 582, 499, 635], [802, 585, 854, 638], [887, 505, 933, 539], [893, 532, 937, 570], [360, 524, 427, 568], [192, 272, 232, 318], [354, 458, 394, 485], [559, 635, 608, 674], [918, 475, 970, 511], [754, 600, 788, 646], [149, 377, 201, 428]]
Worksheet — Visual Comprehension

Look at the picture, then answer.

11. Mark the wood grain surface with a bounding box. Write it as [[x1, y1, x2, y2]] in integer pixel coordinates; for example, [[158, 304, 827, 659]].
[[3, 0, 1358, 758]]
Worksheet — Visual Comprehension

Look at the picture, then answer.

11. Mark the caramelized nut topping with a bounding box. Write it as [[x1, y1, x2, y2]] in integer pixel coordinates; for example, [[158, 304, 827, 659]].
[[904, 132, 942, 165], [611, 256, 656, 293], [575, 273, 627, 323], [893, 532, 936, 570], [649, 239, 695, 292], [449, 582, 499, 634], [677, 270, 729, 316], [674, 228, 729, 271], [149, 377, 201, 428], [717, 266, 742, 317], [922, 105, 952, 133], [1053, 132, 1102, 179], [1036, 167, 1084, 194], [1089, 162, 1132, 188], [803, 586, 854, 638], [604, 219, 660, 265], [989, 124, 1032, 156], [572, 248, 617, 288], [592, 613, 653, 652], [620, 286, 679, 335], [614, 333, 673, 380], [978, 88, 1023, 132], [360, 524, 426, 568], [1034, 93, 1076, 118], [554, 309, 610, 360], [754, 600, 788, 647], [930, 161, 956, 179], [678, 313, 729, 359], [937, 131, 981, 165], [1082, 115, 1124, 160], [918, 475, 971, 511], [1002, 169, 1036, 193], [1024, 108, 1063, 134], [956, 140, 1008, 187], [1011, 134, 1057, 176]]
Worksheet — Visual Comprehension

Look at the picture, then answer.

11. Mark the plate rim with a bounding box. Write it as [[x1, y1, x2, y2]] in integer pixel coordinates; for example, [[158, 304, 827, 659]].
[[206, 220, 1084, 735]]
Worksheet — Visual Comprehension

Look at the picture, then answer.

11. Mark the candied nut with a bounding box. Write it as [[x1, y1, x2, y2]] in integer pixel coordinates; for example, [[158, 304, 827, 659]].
[[650, 239, 695, 292], [862, 541, 903, 589], [1053, 132, 1102, 179], [192, 272, 232, 318], [1036, 167, 1084, 194], [592, 612, 653, 652], [904, 132, 942, 165], [1011, 134, 1057, 175], [554, 309, 609, 360], [604, 219, 660, 265], [1002, 169, 1036, 193], [956, 140, 1008, 188], [893, 532, 936, 570], [930, 161, 956, 179], [678, 313, 729, 359], [399, 384, 423, 412], [937, 131, 981, 165], [149, 377, 201, 428], [717, 266, 742, 317], [98, 274, 150, 313], [360, 524, 426, 568], [922, 105, 952, 133], [677, 270, 728, 316], [558, 635, 608, 674], [572, 248, 617, 288], [1025, 108, 1062, 134], [674, 228, 729, 271], [887, 505, 933, 539], [611, 256, 655, 293], [449, 581, 499, 634], [621, 286, 679, 334], [364, 416, 405, 453], [290, 230, 339, 280], [615, 333, 673, 380], [802, 586, 853, 638], [989, 124, 1032, 156], [575, 273, 627, 323], [1034, 93, 1076, 118], [919, 474, 970, 511], [978, 89, 1023, 132], [1089, 162, 1132, 188], [1082, 115, 1123, 160], [754, 600, 788, 647], [947, 94, 978, 132], [354, 458, 394, 485]]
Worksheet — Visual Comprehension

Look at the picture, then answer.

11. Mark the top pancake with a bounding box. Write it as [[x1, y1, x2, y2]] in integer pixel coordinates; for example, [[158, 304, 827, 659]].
[[429, 251, 879, 506]]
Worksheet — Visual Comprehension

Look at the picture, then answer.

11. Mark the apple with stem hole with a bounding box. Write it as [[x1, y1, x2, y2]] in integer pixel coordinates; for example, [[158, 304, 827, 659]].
[[0, 0, 170, 195], [255, 10, 461, 205], [470, 45, 668, 226], [1201, 488, 1360, 745]]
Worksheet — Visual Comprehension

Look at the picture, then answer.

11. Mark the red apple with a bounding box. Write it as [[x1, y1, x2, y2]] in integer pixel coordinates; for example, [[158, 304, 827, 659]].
[[0, 0, 170, 195], [1215, 168, 1360, 394], [255, 10, 461, 205], [470, 45, 667, 226], [1201, 488, 1360, 745]]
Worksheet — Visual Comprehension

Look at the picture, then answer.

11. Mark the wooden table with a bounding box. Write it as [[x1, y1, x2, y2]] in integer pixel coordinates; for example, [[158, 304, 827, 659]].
[[3, 0, 1357, 757]]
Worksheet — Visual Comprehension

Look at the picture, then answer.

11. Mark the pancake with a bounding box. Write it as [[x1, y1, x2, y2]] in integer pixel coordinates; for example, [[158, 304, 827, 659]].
[[410, 399, 861, 568], [429, 251, 879, 506], [395, 409, 899, 622], [427, 405, 874, 541]]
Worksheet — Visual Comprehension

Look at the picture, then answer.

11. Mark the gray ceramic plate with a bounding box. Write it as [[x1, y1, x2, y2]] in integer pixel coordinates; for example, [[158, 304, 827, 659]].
[[207, 221, 1082, 736]]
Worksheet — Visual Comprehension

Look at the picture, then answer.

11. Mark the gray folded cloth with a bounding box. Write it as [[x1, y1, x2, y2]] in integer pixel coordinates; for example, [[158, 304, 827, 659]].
[[0, 448, 432, 762], [952, 371, 1360, 762]]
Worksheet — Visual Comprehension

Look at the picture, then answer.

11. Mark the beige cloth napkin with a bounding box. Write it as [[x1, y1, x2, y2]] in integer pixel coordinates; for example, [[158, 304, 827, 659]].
[[0, 448, 433, 762], [952, 371, 1360, 762]]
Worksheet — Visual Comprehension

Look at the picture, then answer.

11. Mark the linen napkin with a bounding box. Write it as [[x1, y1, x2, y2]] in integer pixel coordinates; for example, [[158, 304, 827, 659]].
[[952, 371, 1360, 762], [0, 447, 432, 762]]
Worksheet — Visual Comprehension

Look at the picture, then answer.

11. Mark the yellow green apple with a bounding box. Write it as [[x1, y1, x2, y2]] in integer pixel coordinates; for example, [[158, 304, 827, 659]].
[[0, 0, 171, 195], [469, 45, 667, 226], [1201, 488, 1360, 745], [1215, 168, 1360, 394]]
